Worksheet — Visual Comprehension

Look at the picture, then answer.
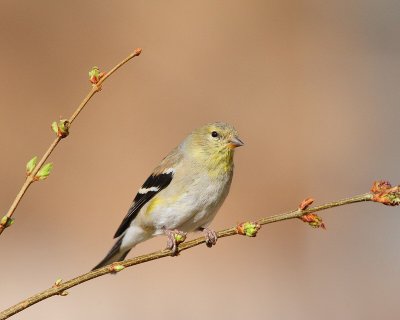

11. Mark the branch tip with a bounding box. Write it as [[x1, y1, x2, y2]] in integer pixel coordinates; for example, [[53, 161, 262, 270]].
[[133, 48, 142, 56], [371, 180, 400, 206]]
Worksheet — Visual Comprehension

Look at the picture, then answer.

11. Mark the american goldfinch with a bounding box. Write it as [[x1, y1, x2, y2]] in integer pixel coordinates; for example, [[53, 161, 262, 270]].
[[93, 122, 243, 270]]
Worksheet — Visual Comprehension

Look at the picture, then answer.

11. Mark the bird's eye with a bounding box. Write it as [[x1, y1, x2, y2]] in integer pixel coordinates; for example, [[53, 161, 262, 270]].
[[211, 131, 219, 138]]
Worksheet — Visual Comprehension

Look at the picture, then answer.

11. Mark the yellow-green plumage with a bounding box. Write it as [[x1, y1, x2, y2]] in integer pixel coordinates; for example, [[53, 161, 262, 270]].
[[186, 123, 238, 178]]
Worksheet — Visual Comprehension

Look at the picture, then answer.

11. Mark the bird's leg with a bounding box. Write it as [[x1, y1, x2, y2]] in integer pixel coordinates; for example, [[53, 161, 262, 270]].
[[198, 227, 218, 248], [163, 228, 187, 255]]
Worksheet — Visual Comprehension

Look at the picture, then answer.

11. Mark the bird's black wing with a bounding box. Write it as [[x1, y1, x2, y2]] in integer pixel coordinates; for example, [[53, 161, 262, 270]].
[[113, 169, 174, 238]]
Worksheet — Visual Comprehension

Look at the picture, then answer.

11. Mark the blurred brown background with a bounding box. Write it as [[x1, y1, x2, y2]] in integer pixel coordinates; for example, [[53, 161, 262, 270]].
[[1, 1, 399, 319]]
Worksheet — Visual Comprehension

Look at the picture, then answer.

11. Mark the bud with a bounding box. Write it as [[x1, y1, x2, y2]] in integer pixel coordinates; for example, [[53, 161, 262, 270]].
[[54, 278, 62, 286], [0, 216, 14, 229], [299, 213, 326, 229], [26, 156, 38, 176], [51, 119, 70, 138], [299, 198, 314, 210], [371, 181, 392, 194], [237, 221, 261, 237], [174, 233, 186, 244], [134, 48, 142, 56], [371, 180, 400, 206], [36, 163, 53, 180], [111, 264, 125, 272], [88, 66, 104, 84]]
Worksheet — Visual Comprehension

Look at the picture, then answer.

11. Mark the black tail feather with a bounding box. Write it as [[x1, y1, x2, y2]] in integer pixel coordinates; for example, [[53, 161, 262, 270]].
[[92, 237, 131, 271]]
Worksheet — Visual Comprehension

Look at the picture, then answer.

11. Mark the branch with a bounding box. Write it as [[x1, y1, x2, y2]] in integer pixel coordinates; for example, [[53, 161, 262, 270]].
[[1, 181, 398, 320], [0, 49, 142, 235]]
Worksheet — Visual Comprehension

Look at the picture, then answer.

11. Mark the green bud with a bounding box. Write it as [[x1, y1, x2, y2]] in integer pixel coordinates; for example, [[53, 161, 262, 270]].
[[89, 66, 101, 84], [58, 120, 69, 133], [51, 119, 70, 138], [51, 121, 58, 135], [26, 156, 38, 175], [243, 222, 260, 237], [0, 216, 14, 228], [386, 194, 400, 205], [60, 291, 68, 296], [36, 163, 53, 180], [237, 222, 261, 237], [89, 66, 99, 78], [174, 233, 185, 244], [112, 265, 125, 272], [54, 278, 62, 286]]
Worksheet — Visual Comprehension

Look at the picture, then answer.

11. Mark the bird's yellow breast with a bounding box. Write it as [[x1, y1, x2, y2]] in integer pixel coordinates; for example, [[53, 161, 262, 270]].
[[206, 149, 234, 179]]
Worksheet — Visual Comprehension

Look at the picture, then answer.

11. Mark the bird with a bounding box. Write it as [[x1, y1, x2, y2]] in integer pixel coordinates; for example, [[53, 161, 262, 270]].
[[93, 122, 244, 270]]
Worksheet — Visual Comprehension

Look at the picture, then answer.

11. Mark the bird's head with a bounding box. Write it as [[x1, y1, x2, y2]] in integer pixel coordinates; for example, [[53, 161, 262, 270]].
[[185, 122, 244, 171], [201, 122, 244, 149]]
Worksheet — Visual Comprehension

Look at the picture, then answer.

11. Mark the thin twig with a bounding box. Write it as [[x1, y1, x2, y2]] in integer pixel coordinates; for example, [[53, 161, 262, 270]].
[[0, 49, 142, 236], [0, 192, 375, 320]]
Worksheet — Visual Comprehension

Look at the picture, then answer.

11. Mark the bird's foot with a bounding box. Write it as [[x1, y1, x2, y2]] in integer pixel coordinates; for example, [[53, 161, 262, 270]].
[[201, 227, 218, 248], [164, 229, 187, 255]]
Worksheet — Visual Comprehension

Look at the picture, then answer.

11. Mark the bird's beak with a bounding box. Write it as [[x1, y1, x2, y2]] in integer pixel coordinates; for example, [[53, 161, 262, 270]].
[[229, 136, 244, 148]]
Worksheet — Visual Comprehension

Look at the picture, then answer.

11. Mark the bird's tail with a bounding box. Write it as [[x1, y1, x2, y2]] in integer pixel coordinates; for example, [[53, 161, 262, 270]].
[[92, 237, 131, 271]]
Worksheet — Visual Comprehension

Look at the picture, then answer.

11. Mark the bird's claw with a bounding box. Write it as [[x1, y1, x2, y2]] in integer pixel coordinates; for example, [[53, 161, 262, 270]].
[[164, 229, 187, 255], [203, 228, 218, 248]]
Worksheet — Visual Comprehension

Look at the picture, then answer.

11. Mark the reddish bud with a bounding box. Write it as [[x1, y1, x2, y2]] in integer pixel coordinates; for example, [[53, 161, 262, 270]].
[[299, 213, 326, 229], [371, 180, 400, 206], [134, 48, 142, 56], [299, 198, 314, 210]]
